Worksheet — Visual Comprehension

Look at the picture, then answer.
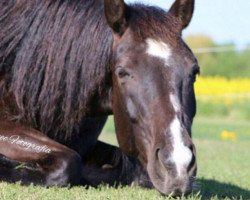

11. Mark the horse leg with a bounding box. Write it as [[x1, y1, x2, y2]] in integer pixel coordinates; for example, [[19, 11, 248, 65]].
[[0, 120, 83, 186], [82, 141, 153, 188], [63, 116, 151, 187]]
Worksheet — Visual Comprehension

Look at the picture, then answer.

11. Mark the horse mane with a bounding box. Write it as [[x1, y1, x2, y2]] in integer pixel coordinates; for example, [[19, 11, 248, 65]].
[[0, 0, 174, 138], [0, 0, 112, 137]]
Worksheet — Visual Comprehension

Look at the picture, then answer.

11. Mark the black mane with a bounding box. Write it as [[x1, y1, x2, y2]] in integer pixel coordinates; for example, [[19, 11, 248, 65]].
[[0, 0, 112, 137]]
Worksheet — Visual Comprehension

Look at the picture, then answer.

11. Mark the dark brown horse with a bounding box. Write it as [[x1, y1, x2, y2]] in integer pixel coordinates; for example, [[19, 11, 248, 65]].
[[0, 0, 199, 196]]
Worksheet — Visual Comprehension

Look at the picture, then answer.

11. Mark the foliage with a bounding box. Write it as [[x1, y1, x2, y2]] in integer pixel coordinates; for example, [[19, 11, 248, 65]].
[[185, 34, 250, 78]]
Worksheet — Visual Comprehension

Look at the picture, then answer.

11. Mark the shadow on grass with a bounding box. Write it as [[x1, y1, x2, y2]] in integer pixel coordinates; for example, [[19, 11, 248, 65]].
[[197, 178, 250, 199]]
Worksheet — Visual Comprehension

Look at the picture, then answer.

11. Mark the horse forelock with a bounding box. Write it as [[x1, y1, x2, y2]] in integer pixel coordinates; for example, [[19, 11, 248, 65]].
[[0, 0, 112, 138], [128, 4, 180, 44]]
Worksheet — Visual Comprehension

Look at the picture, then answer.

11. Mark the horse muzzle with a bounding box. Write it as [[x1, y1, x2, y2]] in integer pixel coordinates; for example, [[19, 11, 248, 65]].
[[146, 145, 197, 196]]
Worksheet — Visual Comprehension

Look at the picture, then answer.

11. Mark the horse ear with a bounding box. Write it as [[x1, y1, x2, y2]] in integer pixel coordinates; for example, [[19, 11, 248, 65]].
[[104, 0, 128, 35], [169, 0, 194, 30]]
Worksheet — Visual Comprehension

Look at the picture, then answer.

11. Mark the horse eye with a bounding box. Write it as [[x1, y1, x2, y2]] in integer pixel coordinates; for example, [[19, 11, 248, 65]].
[[115, 67, 130, 79], [193, 65, 200, 75], [190, 65, 200, 82]]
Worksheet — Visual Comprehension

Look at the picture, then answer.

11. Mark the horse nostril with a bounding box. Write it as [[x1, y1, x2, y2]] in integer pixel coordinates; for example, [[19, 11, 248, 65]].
[[186, 145, 196, 173], [187, 152, 196, 173], [155, 148, 175, 171]]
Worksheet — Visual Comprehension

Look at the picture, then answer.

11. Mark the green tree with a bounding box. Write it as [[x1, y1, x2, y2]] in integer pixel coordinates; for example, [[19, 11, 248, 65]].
[[185, 34, 250, 78]]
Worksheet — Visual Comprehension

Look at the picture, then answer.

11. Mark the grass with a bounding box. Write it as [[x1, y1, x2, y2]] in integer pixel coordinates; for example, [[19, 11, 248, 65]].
[[196, 100, 250, 121], [0, 116, 250, 200]]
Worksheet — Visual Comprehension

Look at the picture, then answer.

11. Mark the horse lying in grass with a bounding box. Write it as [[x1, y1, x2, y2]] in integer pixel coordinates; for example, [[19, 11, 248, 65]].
[[0, 0, 199, 196]]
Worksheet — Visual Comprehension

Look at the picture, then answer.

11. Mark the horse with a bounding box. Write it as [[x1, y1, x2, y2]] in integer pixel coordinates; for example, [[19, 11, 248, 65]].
[[0, 0, 199, 196]]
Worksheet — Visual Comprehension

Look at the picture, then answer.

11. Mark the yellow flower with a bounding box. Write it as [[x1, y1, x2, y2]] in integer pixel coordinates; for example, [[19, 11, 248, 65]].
[[220, 130, 237, 141], [194, 76, 250, 104]]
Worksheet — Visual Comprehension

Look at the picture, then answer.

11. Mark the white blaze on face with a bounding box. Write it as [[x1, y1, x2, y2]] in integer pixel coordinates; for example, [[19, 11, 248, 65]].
[[146, 38, 172, 64], [169, 93, 192, 176], [146, 38, 192, 176]]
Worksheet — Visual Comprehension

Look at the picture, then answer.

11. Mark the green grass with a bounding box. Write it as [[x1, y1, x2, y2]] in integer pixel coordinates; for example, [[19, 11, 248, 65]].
[[0, 116, 250, 200], [196, 100, 250, 121], [192, 117, 250, 141]]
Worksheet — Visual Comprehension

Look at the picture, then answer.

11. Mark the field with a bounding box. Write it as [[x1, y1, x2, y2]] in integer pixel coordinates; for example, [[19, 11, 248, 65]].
[[0, 77, 250, 200]]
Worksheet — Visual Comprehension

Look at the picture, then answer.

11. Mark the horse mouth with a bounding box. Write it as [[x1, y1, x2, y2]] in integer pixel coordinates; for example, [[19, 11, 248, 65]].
[[148, 169, 196, 196], [146, 154, 197, 196]]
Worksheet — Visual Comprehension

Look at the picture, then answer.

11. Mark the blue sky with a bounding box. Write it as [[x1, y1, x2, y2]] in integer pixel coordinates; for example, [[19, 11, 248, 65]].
[[126, 0, 250, 48]]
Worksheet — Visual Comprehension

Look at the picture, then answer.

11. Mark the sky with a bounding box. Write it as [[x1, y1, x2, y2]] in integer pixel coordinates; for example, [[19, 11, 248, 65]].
[[126, 0, 250, 48]]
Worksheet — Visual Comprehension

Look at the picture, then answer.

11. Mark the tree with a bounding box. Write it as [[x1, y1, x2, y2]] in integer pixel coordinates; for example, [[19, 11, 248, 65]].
[[184, 34, 250, 78]]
